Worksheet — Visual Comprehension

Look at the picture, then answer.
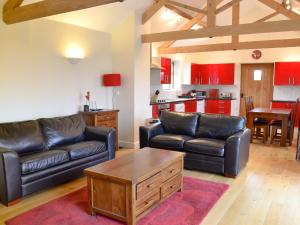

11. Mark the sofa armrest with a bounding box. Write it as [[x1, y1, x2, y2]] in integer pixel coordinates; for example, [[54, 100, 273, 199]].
[[224, 129, 251, 177], [85, 127, 116, 160], [139, 123, 165, 149], [0, 148, 22, 206]]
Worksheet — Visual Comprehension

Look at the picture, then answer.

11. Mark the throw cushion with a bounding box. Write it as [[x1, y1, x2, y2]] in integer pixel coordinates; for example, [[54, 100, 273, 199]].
[[160, 111, 199, 137], [0, 120, 45, 155], [60, 141, 106, 160], [196, 114, 245, 140], [39, 114, 86, 149]]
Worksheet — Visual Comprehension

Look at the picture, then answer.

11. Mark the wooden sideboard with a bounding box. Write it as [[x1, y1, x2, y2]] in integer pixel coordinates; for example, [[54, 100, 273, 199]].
[[81, 110, 119, 150]]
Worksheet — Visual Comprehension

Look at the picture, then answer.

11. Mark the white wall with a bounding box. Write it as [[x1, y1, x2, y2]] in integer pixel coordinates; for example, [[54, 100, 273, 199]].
[[0, 8, 113, 123], [112, 14, 136, 147], [112, 12, 151, 148], [161, 47, 300, 115]]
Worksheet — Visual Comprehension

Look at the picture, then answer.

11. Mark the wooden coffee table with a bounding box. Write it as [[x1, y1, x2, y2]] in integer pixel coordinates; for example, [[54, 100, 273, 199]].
[[84, 147, 185, 225]]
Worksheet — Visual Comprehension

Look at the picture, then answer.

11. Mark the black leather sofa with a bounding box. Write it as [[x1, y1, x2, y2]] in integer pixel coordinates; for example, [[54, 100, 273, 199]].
[[0, 114, 115, 206], [140, 111, 251, 178]]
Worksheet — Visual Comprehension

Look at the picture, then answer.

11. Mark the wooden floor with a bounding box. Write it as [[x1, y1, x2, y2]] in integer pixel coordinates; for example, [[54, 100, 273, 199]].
[[1, 136, 300, 225]]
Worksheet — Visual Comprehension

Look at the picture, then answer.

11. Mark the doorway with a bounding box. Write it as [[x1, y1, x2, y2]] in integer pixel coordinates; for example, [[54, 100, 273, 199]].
[[240, 63, 274, 116]]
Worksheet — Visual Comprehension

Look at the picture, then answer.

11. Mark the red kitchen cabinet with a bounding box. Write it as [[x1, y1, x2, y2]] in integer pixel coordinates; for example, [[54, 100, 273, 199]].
[[152, 105, 159, 119], [205, 100, 231, 115], [161, 57, 172, 84], [190, 63, 235, 85], [216, 64, 235, 85], [271, 101, 300, 127], [274, 62, 300, 86], [185, 100, 197, 113], [191, 63, 199, 85], [170, 103, 175, 112]]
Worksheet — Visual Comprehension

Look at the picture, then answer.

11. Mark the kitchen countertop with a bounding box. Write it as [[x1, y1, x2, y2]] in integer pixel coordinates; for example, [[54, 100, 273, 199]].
[[150, 97, 237, 105], [272, 99, 296, 103]]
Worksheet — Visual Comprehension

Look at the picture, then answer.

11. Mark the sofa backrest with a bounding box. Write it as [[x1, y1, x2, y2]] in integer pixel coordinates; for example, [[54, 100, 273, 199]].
[[160, 111, 199, 137], [0, 120, 45, 155], [196, 113, 245, 140], [39, 114, 86, 149]]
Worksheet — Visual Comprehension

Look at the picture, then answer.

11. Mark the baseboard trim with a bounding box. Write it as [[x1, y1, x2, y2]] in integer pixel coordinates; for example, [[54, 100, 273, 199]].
[[119, 140, 140, 149]]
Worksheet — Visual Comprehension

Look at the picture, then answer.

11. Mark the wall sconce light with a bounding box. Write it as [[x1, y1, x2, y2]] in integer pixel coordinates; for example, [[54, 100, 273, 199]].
[[65, 44, 85, 64]]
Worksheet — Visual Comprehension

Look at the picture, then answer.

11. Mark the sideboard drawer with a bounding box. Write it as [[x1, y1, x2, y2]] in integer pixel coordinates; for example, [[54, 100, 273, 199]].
[[97, 112, 116, 122], [136, 172, 161, 201], [136, 192, 160, 216], [161, 160, 182, 182], [161, 174, 182, 199], [96, 120, 116, 128]]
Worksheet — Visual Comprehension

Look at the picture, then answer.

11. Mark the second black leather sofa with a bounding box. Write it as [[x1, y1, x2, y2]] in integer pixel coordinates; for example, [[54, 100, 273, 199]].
[[140, 111, 251, 178]]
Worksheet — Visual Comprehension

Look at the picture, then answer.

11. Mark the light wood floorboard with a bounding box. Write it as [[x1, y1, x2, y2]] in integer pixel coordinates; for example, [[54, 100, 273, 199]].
[[0, 135, 300, 225]]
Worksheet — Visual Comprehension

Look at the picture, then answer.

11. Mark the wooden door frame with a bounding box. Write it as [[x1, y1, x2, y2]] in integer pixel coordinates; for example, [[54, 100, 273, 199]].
[[240, 63, 274, 116]]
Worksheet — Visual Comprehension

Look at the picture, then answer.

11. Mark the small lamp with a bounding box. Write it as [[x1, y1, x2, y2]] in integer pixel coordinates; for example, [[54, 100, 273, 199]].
[[103, 74, 121, 109]]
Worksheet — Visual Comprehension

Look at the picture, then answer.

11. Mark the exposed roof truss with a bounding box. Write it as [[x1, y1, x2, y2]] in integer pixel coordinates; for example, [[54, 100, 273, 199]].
[[142, 0, 300, 53]]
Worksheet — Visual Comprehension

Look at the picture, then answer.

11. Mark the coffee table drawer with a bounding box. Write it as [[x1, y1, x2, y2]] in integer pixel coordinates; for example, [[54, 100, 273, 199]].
[[161, 174, 182, 199], [162, 160, 182, 182], [136, 192, 160, 216], [136, 172, 161, 200]]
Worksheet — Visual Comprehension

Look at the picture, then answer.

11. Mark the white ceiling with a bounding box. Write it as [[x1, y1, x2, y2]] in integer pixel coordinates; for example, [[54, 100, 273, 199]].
[[21, 0, 300, 34]]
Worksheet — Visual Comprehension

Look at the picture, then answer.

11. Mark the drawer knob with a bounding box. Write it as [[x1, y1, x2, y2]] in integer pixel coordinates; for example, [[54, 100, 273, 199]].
[[169, 169, 175, 173]]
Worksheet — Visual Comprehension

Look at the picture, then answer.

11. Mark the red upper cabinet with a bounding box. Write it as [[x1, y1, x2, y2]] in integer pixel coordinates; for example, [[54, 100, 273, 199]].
[[190, 63, 235, 85], [216, 64, 235, 85], [161, 57, 172, 84], [274, 62, 300, 86], [191, 63, 199, 85]]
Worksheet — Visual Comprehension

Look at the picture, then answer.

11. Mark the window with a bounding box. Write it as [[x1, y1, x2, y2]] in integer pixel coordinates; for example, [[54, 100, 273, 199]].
[[162, 61, 181, 91], [254, 69, 262, 81]]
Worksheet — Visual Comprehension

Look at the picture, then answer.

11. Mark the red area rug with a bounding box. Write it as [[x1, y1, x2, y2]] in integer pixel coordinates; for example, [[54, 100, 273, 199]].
[[6, 177, 229, 225]]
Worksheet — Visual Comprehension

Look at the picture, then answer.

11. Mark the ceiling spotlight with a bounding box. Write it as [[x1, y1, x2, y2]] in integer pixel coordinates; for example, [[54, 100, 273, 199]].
[[282, 0, 293, 10]]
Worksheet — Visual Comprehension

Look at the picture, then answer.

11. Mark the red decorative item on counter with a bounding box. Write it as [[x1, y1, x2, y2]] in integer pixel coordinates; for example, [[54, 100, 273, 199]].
[[252, 50, 262, 60], [208, 89, 219, 98], [85, 91, 90, 101], [103, 74, 121, 87]]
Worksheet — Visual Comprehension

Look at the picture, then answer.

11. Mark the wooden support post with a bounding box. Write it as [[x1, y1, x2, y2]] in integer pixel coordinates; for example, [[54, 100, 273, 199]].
[[207, 0, 216, 28]]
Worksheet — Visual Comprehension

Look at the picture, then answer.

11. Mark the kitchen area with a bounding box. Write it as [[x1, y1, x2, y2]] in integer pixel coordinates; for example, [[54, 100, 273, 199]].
[[150, 57, 238, 119]]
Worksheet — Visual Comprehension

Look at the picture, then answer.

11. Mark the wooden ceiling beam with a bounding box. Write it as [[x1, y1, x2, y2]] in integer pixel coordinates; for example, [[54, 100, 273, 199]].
[[142, 0, 166, 24], [159, 0, 224, 48], [3, 0, 124, 24], [3, 0, 23, 11], [258, 0, 300, 20], [167, 0, 207, 15], [207, 0, 216, 27], [232, 0, 240, 44], [254, 11, 279, 23], [164, 3, 193, 20], [142, 19, 300, 43], [158, 38, 300, 54], [216, 0, 242, 14]]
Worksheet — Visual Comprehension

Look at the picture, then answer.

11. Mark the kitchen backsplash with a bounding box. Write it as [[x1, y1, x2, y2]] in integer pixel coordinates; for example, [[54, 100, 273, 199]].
[[273, 86, 300, 101]]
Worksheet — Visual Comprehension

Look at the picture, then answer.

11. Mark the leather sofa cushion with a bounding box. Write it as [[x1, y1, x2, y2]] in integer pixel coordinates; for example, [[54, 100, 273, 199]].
[[150, 134, 192, 150], [39, 114, 86, 149], [196, 114, 245, 140], [60, 141, 106, 160], [20, 150, 69, 175], [0, 120, 44, 155], [160, 111, 199, 137], [184, 138, 225, 157]]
